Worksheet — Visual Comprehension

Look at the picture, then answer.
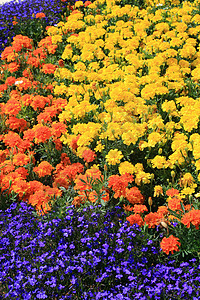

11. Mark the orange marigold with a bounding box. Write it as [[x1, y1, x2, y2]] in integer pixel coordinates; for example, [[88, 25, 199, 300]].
[[181, 209, 200, 230], [160, 235, 181, 255], [144, 212, 161, 228], [33, 124, 52, 144], [126, 214, 144, 227], [82, 149, 96, 163], [12, 153, 30, 166], [166, 188, 179, 197], [5, 116, 27, 132], [133, 204, 148, 214], [41, 63, 57, 74], [157, 206, 168, 217], [167, 196, 182, 211], [125, 186, 144, 205], [108, 173, 134, 199], [7, 62, 20, 73], [33, 161, 54, 177], [36, 12, 46, 19]]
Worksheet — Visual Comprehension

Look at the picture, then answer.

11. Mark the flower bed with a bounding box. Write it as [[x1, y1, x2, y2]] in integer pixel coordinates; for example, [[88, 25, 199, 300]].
[[0, 0, 200, 297]]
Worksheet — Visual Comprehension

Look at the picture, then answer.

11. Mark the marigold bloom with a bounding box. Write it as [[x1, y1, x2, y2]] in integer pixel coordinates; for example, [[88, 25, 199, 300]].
[[5, 117, 27, 132], [133, 204, 148, 214], [36, 12, 46, 19], [33, 161, 54, 177], [126, 186, 144, 205], [157, 206, 168, 217], [108, 174, 134, 199], [153, 185, 164, 197], [7, 62, 19, 73], [144, 212, 161, 228], [119, 161, 135, 175], [126, 214, 144, 227], [12, 179, 29, 199], [160, 235, 181, 255], [166, 188, 179, 197], [82, 149, 96, 163], [41, 63, 57, 74], [105, 149, 123, 165], [57, 163, 84, 182], [167, 196, 182, 211], [12, 153, 30, 166], [33, 125, 52, 144], [181, 209, 200, 230]]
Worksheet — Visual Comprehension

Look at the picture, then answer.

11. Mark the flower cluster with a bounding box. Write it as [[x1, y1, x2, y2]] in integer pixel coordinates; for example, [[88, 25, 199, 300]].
[[0, 202, 200, 299], [1, 0, 200, 259]]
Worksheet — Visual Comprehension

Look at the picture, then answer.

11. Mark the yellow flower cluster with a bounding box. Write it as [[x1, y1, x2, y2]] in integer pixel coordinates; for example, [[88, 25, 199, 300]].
[[48, 0, 200, 199]]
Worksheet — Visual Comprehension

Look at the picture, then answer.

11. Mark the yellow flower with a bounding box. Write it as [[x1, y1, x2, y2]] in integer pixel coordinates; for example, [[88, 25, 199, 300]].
[[62, 45, 73, 60], [75, 1, 83, 8], [105, 149, 123, 165], [154, 185, 164, 197], [119, 161, 135, 175], [179, 173, 195, 188], [54, 83, 68, 95], [151, 155, 167, 169]]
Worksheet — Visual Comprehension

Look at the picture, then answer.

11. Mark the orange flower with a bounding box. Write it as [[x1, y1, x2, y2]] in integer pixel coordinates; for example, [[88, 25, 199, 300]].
[[33, 124, 52, 144], [7, 62, 19, 73], [28, 190, 50, 214], [82, 149, 96, 163], [33, 161, 54, 177], [5, 117, 27, 132], [1, 98, 21, 116], [167, 196, 182, 211], [12, 35, 32, 52], [160, 235, 181, 255], [41, 63, 57, 74], [108, 173, 134, 199], [144, 212, 161, 228], [1, 46, 18, 62], [123, 204, 134, 212], [85, 1, 92, 6], [12, 179, 29, 199], [125, 186, 144, 205], [12, 153, 30, 166], [157, 206, 168, 217], [126, 214, 144, 227], [30, 95, 50, 110], [36, 12, 46, 19], [166, 188, 179, 197], [181, 209, 200, 230], [133, 204, 148, 214], [3, 131, 23, 148], [70, 134, 81, 150], [50, 122, 67, 138]]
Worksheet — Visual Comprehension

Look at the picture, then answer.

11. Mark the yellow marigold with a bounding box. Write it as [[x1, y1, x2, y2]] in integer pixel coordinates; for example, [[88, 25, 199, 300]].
[[154, 185, 164, 197], [180, 185, 197, 196], [179, 173, 194, 187], [135, 171, 151, 185], [54, 83, 68, 95], [51, 34, 62, 44], [119, 161, 135, 175], [151, 155, 167, 169], [62, 45, 73, 60], [106, 149, 123, 165], [75, 1, 83, 7]]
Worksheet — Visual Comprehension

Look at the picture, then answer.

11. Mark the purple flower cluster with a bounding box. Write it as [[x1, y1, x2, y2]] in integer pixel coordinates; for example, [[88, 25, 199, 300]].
[[0, 202, 200, 299]]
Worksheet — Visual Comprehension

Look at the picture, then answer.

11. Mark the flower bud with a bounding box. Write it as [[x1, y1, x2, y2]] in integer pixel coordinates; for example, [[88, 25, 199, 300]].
[[148, 196, 153, 207]]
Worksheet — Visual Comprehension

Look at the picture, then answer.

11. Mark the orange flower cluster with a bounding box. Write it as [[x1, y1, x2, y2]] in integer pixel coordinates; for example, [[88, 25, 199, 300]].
[[108, 173, 134, 199]]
